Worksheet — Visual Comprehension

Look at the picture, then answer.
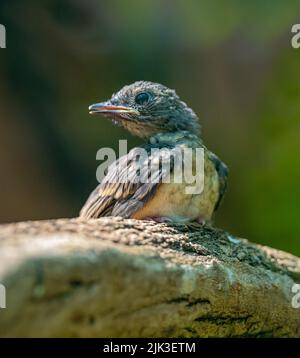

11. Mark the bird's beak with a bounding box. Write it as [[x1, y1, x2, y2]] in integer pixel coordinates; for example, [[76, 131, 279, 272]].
[[89, 102, 140, 116]]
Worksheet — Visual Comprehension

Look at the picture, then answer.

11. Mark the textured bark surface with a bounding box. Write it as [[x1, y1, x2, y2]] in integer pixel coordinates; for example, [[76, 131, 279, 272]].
[[0, 217, 299, 337]]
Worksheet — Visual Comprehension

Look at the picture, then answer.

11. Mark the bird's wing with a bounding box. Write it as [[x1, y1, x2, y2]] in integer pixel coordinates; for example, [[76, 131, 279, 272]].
[[208, 151, 229, 212], [80, 145, 176, 219]]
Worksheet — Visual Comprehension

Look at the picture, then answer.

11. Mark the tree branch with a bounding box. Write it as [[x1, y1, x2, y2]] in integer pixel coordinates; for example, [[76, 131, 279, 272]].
[[0, 218, 299, 337]]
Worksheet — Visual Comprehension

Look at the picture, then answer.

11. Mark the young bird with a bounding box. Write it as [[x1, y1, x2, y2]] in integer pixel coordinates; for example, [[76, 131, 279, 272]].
[[80, 81, 228, 224]]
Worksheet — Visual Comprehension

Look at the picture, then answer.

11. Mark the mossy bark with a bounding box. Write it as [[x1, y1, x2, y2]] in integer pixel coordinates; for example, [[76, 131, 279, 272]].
[[0, 218, 299, 337]]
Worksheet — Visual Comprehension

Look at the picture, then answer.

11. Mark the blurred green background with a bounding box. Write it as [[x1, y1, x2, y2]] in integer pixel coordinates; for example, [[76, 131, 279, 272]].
[[0, 0, 299, 255]]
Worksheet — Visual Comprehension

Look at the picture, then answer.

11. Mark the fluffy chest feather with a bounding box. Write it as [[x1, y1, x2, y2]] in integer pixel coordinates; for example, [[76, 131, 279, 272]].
[[133, 139, 220, 222]]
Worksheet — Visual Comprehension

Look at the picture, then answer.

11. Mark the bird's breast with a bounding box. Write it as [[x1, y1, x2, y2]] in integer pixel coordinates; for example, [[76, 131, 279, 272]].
[[133, 149, 219, 222]]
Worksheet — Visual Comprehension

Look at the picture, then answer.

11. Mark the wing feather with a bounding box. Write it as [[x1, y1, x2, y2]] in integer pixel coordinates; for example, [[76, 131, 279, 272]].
[[80, 145, 175, 219], [208, 151, 228, 212]]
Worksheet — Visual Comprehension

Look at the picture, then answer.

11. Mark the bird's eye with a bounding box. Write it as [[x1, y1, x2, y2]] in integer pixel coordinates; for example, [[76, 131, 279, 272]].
[[135, 92, 150, 105]]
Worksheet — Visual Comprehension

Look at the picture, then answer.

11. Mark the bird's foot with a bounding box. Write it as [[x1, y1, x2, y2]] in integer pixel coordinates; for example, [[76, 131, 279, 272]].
[[144, 216, 174, 223], [143, 216, 208, 229], [184, 222, 203, 230], [182, 217, 207, 230], [196, 217, 206, 225]]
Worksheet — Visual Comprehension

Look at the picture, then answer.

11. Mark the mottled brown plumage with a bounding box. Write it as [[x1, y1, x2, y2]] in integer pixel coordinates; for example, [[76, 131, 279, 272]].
[[80, 81, 228, 223]]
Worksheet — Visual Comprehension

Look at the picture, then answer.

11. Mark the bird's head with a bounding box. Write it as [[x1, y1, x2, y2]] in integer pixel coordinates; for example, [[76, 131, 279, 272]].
[[89, 81, 200, 139]]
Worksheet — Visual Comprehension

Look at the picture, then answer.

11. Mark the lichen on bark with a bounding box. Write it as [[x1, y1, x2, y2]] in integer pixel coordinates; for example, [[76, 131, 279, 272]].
[[0, 217, 299, 337]]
